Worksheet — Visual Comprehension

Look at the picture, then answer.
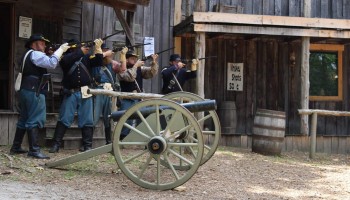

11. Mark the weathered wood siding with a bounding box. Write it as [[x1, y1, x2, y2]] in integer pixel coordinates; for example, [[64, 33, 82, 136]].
[[183, 0, 350, 19], [180, 0, 350, 137]]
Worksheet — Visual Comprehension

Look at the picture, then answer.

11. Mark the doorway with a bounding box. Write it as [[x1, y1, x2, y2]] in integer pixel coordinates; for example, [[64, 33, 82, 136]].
[[0, 3, 14, 110]]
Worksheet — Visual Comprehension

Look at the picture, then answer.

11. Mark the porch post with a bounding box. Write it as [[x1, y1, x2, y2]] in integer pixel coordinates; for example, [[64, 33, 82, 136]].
[[194, 0, 206, 98], [300, 0, 311, 135]]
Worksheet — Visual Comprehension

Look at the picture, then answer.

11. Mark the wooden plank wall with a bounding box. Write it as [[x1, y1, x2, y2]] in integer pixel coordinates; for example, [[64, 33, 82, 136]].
[[81, 1, 175, 93], [199, 0, 350, 19], [181, 35, 350, 137], [179, 0, 350, 137], [0, 113, 18, 146]]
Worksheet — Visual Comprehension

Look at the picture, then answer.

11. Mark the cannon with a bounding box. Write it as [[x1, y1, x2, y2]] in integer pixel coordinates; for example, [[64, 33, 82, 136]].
[[46, 90, 221, 190]]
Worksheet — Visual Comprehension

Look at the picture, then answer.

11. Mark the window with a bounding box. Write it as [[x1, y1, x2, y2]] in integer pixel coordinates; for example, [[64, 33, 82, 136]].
[[309, 44, 344, 101]]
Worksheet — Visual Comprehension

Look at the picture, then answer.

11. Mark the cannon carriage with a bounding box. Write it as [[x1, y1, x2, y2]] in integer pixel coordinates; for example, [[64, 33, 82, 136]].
[[46, 90, 221, 190]]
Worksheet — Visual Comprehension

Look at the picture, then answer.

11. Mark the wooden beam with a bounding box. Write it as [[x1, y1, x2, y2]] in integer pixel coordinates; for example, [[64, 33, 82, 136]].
[[174, 0, 182, 25], [193, 12, 350, 30], [114, 8, 135, 46], [86, 0, 137, 12], [115, 0, 150, 6], [193, 24, 350, 39]]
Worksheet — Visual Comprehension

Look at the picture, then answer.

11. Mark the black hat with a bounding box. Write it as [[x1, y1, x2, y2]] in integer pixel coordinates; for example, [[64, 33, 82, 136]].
[[126, 50, 139, 59], [68, 38, 80, 44], [101, 43, 109, 49], [25, 34, 50, 48], [169, 54, 181, 62]]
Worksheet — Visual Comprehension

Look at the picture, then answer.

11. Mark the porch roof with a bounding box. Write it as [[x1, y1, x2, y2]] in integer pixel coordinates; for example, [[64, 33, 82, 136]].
[[174, 12, 350, 42]]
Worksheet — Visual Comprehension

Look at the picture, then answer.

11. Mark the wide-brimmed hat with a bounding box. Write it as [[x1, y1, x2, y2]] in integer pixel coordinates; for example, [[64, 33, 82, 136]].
[[126, 50, 139, 58], [169, 54, 181, 62], [25, 34, 50, 48]]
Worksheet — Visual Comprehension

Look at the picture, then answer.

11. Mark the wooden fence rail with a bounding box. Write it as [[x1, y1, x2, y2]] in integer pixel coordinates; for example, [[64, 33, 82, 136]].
[[298, 109, 350, 158]]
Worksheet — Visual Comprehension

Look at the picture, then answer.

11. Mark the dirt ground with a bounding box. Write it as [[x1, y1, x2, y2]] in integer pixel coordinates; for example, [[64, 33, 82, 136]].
[[1, 145, 350, 200]]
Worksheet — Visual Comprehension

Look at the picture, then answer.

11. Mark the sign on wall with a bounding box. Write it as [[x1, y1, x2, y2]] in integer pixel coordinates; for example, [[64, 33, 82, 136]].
[[19, 16, 32, 39], [143, 37, 154, 57], [227, 63, 243, 91]]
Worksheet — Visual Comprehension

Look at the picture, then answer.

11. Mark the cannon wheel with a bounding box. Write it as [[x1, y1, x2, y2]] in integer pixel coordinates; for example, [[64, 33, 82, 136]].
[[113, 99, 204, 190], [163, 91, 221, 166]]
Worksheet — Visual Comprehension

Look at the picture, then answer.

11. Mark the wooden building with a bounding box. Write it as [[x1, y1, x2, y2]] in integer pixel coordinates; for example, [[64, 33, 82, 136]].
[[174, 0, 350, 154], [2, 0, 350, 154]]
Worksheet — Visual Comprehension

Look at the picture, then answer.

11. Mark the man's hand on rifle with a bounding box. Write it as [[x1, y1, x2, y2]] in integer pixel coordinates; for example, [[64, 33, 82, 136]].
[[134, 59, 144, 68], [191, 58, 199, 71], [120, 46, 128, 62], [94, 38, 103, 54], [151, 54, 159, 63], [53, 43, 69, 60]]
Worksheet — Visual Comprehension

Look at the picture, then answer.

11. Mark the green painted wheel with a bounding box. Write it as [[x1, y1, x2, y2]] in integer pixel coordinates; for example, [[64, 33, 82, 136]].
[[163, 92, 221, 166], [113, 99, 204, 190]]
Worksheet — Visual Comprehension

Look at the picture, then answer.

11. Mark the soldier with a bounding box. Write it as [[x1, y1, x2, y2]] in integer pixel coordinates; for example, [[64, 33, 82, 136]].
[[161, 54, 199, 94], [10, 34, 69, 159], [91, 43, 127, 144], [49, 38, 113, 153], [118, 50, 159, 140]]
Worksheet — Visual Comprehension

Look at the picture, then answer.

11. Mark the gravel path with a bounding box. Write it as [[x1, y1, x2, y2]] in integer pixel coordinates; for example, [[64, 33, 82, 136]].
[[1, 146, 350, 199]]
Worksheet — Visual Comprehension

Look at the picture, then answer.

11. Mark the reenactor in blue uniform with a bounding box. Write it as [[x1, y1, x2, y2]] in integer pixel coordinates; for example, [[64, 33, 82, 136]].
[[118, 50, 159, 139], [49, 38, 113, 153], [10, 34, 69, 159], [91, 43, 127, 144], [161, 54, 199, 94]]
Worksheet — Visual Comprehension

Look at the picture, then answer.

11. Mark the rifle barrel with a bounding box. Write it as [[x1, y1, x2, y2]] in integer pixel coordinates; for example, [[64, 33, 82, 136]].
[[141, 47, 175, 61], [112, 43, 151, 52]]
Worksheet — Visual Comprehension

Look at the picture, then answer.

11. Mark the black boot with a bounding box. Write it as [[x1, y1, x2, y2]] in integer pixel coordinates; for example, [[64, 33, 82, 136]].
[[81, 126, 93, 151], [10, 128, 28, 154], [105, 126, 112, 144], [27, 127, 50, 159], [49, 121, 67, 153]]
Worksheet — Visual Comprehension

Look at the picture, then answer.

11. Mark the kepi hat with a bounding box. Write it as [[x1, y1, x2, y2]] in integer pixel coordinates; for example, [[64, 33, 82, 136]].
[[169, 54, 181, 62]]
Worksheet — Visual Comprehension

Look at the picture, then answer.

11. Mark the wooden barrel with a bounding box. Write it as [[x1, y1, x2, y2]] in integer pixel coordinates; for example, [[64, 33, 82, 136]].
[[252, 109, 285, 155], [217, 101, 237, 134]]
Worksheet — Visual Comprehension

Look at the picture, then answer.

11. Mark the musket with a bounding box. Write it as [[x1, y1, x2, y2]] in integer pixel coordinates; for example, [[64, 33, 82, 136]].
[[141, 47, 175, 61], [68, 30, 125, 48], [112, 43, 151, 52], [182, 56, 217, 63]]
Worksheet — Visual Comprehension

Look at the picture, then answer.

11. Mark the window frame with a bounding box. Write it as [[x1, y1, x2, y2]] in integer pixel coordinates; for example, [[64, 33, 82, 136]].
[[309, 44, 344, 101]]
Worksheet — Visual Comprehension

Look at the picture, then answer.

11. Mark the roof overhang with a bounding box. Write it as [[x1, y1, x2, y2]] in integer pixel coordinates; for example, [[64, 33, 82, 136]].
[[174, 12, 350, 40], [83, 0, 150, 12]]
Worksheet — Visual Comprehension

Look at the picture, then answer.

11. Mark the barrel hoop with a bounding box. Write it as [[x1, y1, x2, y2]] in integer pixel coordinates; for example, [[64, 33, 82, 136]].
[[255, 112, 285, 119], [253, 124, 285, 131], [252, 134, 284, 142]]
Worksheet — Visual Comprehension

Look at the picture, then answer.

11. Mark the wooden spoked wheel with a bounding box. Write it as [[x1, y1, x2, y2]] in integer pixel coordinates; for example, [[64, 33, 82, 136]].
[[163, 92, 221, 166], [113, 99, 204, 190]]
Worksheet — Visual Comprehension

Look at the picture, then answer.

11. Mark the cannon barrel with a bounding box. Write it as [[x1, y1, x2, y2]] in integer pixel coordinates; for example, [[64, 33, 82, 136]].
[[110, 99, 217, 121], [88, 89, 163, 99]]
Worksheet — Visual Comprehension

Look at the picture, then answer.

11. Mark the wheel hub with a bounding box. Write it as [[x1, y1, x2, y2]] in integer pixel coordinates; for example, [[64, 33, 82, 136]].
[[148, 136, 167, 154]]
